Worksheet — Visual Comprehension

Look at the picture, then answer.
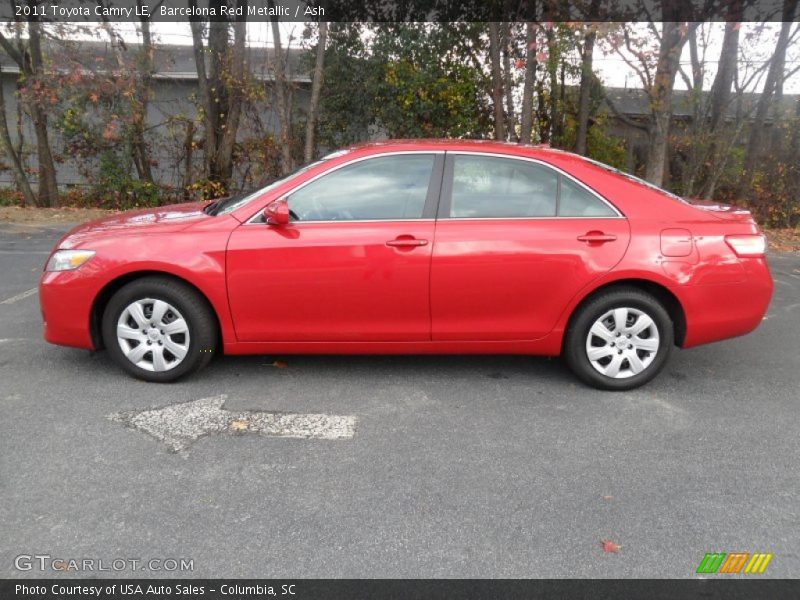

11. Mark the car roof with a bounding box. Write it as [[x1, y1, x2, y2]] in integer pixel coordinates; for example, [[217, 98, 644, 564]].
[[343, 138, 558, 155]]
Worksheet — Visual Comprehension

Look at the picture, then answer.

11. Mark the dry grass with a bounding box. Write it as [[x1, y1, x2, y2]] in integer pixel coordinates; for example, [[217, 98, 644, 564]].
[[765, 228, 800, 253], [0, 206, 117, 224]]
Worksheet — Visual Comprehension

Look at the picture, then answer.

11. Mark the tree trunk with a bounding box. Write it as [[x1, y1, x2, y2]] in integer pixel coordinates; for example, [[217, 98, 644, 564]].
[[546, 27, 559, 146], [574, 24, 596, 155], [680, 27, 705, 196], [206, 6, 230, 183], [183, 121, 194, 199], [304, 21, 328, 163], [25, 21, 59, 206], [132, 9, 154, 183], [216, 6, 247, 183], [557, 53, 566, 145], [269, 4, 294, 174], [699, 20, 740, 198], [188, 10, 216, 184], [502, 23, 517, 141], [189, 1, 248, 190], [740, 0, 797, 198], [0, 68, 35, 206], [99, 7, 154, 183], [644, 22, 691, 187], [488, 22, 505, 140], [536, 75, 549, 144], [519, 23, 536, 144]]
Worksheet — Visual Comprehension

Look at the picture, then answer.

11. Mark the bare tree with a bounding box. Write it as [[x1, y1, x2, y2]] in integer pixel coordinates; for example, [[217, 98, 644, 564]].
[[269, 2, 294, 174], [545, 26, 559, 145], [740, 0, 799, 197], [574, 22, 598, 155], [698, 19, 742, 198], [502, 23, 517, 141], [488, 22, 505, 140], [189, 0, 248, 190], [519, 23, 537, 144], [0, 65, 35, 205], [304, 21, 328, 164], [96, 2, 156, 183], [0, 20, 59, 206], [644, 21, 697, 186], [132, 5, 157, 183]]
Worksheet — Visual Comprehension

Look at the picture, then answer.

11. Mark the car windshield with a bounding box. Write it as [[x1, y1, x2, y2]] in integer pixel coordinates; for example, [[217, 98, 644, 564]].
[[582, 156, 689, 204], [207, 150, 348, 216]]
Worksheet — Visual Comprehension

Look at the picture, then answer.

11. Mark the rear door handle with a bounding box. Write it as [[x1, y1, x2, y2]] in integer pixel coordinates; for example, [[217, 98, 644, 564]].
[[386, 237, 428, 247], [577, 232, 617, 244]]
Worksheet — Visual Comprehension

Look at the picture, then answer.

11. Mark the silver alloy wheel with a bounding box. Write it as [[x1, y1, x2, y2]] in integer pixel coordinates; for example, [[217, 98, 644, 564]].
[[585, 307, 660, 379], [116, 298, 190, 372]]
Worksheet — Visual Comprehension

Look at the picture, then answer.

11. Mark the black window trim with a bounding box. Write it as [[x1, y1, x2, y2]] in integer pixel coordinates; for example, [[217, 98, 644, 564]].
[[437, 151, 625, 220], [244, 151, 445, 225]]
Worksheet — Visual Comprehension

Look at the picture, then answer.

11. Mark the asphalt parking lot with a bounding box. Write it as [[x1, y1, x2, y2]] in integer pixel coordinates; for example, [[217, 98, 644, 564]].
[[1, 220, 798, 578]]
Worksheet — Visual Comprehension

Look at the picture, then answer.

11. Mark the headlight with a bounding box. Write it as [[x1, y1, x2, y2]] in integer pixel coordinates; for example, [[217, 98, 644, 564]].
[[45, 249, 96, 272]]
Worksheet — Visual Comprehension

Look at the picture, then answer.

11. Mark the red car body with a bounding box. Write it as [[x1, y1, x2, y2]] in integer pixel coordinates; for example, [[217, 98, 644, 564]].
[[40, 140, 772, 370]]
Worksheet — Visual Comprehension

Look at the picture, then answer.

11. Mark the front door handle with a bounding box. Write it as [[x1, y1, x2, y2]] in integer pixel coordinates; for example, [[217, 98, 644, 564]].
[[386, 237, 428, 248], [577, 231, 617, 244]]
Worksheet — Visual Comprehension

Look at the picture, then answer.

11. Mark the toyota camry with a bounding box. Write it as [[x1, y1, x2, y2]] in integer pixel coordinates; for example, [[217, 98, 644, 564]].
[[39, 140, 773, 390]]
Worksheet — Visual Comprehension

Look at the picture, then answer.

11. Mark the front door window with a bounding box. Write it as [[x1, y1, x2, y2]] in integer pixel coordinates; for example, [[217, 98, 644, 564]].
[[288, 154, 436, 221]]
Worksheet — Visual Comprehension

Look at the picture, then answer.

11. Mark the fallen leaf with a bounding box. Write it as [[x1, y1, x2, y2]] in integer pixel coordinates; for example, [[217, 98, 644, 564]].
[[229, 419, 249, 431], [601, 539, 622, 553], [269, 360, 288, 369]]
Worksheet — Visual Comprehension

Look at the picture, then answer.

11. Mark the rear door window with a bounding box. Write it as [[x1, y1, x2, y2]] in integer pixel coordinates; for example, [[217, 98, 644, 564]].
[[443, 154, 618, 219], [448, 155, 558, 218]]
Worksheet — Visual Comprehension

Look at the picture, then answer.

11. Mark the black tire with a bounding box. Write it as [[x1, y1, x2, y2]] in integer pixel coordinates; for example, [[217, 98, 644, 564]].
[[563, 287, 673, 391], [102, 276, 218, 382]]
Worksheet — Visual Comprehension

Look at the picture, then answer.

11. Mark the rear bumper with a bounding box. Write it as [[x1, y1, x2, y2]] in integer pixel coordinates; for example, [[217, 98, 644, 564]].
[[676, 257, 773, 348], [39, 271, 97, 350]]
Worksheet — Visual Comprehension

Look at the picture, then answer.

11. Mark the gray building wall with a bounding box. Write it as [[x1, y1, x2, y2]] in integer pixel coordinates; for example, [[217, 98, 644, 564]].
[[0, 41, 311, 193]]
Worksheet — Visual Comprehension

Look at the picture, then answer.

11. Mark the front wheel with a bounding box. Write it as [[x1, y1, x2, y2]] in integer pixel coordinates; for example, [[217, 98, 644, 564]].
[[563, 288, 673, 391], [102, 276, 218, 382]]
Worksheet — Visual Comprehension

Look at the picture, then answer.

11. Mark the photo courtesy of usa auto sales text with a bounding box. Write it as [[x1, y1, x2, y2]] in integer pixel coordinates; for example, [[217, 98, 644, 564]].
[[15, 583, 298, 597]]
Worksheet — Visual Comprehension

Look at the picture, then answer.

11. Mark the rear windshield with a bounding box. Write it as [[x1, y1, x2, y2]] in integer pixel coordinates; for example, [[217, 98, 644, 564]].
[[582, 157, 689, 204]]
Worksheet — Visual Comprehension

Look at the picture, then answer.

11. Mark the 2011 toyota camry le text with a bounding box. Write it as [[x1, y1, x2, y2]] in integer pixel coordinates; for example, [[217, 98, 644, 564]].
[[39, 140, 773, 390]]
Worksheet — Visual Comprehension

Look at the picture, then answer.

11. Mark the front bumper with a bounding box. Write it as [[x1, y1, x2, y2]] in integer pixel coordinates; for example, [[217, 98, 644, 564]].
[[40, 270, 98, 350]]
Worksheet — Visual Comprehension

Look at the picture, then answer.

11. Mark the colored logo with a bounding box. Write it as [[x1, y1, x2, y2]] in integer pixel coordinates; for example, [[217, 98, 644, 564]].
[[696, 552, 773, 574]]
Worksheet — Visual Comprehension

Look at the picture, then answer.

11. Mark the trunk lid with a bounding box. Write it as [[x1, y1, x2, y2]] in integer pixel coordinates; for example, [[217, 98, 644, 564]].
[[684, 198, 756, 224]]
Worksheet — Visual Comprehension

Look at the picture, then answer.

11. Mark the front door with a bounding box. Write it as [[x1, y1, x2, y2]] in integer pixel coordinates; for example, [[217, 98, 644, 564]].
[[227, 153, 443, 342], [431, 153, 630, 341]]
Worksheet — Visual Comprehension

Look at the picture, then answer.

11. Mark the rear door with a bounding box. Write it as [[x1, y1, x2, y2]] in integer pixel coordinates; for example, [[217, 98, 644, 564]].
[[227, 152, 444, 342], [430, 152, 630, 341]]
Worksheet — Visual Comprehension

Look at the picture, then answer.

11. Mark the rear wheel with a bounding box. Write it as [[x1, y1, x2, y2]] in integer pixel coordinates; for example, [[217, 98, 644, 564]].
[[563, 287, 673, 391], [102, 277, 217, 382]]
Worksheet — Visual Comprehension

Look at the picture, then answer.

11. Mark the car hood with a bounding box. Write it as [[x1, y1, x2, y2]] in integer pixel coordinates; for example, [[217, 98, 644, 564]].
[[57, 202, 210, 249]]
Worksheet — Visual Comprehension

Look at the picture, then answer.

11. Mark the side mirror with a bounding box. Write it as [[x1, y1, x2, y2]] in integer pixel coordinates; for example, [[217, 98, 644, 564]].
[[264, 199, 290, 226]]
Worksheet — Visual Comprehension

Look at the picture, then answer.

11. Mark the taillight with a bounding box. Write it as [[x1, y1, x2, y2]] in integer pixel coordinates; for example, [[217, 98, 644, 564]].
[[725, 234, 766, 257]]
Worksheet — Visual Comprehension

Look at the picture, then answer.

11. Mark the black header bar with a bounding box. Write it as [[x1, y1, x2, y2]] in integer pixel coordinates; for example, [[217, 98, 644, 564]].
[[0, 0, 797, 23]]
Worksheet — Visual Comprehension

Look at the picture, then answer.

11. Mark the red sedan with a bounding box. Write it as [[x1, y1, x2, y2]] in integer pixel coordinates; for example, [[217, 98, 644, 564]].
[[39, 140, 773, 390]]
